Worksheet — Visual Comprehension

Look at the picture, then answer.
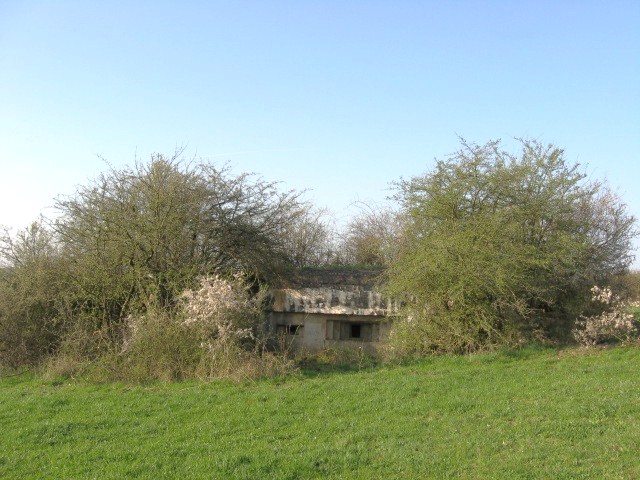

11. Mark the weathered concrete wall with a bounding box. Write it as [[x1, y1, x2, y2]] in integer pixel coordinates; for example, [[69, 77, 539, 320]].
[[267, 312, 392, 353], [271, 287, 392, 316], [302, 316, 324, 351], [268, 312, 308, 350], [267, 269, 394, 353]]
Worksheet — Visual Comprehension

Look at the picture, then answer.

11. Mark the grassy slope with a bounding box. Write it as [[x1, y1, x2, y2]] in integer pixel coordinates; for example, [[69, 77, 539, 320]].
[[1, 347, 639, 479]]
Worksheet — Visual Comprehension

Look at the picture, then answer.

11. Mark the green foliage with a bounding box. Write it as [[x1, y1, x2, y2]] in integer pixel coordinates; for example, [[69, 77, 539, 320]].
[[112, 311, 202, 383], [54, 153, 304, 325], [2, 347, 640, 479], [1, 152, 311, 373], [612, 271, 640, 302], [0, 222, 67, 367], [387, 139, 637, 354]]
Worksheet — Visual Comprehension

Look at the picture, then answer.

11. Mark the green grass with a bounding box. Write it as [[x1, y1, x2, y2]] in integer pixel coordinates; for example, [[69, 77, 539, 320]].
[[628, 305, 640, 320], [2, 346, 640, 479]]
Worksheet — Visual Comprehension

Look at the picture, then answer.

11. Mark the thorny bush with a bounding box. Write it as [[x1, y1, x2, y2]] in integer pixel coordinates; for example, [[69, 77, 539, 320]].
[[178, 274, 293, 380], [573, 286, 638, 346], [180, 273, 266, 350]]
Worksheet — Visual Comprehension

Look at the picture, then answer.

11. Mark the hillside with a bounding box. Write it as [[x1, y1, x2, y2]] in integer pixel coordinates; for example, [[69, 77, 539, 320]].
[[2, 346, 639, 479]]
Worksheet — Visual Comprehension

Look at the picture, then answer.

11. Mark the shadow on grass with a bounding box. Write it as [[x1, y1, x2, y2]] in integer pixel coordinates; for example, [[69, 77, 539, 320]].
[[295, 342, 565, 379], [295, 349, 384, 379], [0, 369, 36, 386]]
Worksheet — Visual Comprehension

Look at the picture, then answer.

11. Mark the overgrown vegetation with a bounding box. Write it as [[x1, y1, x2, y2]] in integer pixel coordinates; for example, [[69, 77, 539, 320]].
[[386, 139, 637, 355], [573, 286, 639, 346], [0, 154, 308, 377], [0, 140, 638, 380]]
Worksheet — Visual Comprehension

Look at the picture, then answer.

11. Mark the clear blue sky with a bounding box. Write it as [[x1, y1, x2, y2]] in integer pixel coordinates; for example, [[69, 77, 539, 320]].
[[1, 1, 639, 265]]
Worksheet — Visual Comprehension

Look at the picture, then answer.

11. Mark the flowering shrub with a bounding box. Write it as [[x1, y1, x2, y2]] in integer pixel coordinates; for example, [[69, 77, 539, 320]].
[[573, 286, 638, 346], [179, 273, 285, 380], [180, 273, 266, 350], [117, 273, 270, 381], [100, 273, 296, 382]]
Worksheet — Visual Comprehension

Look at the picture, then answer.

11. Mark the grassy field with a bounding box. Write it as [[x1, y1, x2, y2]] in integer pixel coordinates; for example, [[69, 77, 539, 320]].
[[1, 346, 639, 479]]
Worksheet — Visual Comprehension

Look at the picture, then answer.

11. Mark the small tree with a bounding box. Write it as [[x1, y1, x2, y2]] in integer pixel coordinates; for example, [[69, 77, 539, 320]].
[[340, 203, 403, 267], [118, 273, 268, 381], [53, 153, 306, 345], [179, 274, 289, 380], [276, 206, 337, 268], [0, 222, 66, 367], [180, 274, 265, 350], [387, 139, 637, 354]]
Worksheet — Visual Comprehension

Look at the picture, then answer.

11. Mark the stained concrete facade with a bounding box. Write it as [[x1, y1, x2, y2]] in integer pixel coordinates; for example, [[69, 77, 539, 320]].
[[267, 270, 394, 353]]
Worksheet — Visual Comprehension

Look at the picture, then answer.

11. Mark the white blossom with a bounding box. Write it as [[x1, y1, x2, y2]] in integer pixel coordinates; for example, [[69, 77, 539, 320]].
[[573, 286, 638, 346], [180, 273, 263, 346]]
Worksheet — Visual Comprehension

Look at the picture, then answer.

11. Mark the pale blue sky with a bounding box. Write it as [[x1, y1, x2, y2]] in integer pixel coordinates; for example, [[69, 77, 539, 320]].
[[1, 1, 639, 265]]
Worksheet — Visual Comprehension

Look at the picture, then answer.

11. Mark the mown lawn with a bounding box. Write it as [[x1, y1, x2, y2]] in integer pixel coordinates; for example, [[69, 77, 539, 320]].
[[1, 346, 639, 479]]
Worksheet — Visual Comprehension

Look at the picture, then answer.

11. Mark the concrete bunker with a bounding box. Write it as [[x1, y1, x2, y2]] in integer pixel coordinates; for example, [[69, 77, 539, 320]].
[[267, 269, 394, 353]]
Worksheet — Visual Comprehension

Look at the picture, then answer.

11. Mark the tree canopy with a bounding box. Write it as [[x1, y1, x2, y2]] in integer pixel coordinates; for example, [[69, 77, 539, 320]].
[[386, 139, 637, 354], [1, 143, 637, 372], [0, 153, 311, 366], [340, 204, 402, 268], [53, 153, 310, 313]]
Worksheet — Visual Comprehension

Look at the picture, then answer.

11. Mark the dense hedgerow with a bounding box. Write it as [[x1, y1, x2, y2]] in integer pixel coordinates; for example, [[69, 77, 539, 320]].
[[1, 154, 308, 378], [1, 144, 638, 379]]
